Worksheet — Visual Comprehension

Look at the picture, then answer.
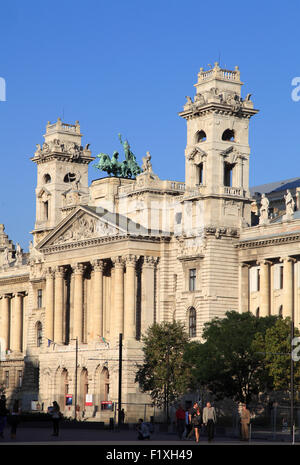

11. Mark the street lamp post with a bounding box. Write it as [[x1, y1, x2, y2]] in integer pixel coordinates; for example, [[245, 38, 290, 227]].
[[72, 337, 78, 421], [118, 333, 123, 428], [291, 270, 295, 439]]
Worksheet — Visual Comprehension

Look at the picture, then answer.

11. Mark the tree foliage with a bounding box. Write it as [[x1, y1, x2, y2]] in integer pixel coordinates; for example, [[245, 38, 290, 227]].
[[185, 311, 278, 403], [254, 317, 300, 391], [135, 321, 190, 410]]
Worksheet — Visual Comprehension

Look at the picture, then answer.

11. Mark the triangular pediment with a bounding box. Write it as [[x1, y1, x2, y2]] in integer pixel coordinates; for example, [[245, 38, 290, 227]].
[[187, 146, 207, 161], [37, 206, 128, 249]]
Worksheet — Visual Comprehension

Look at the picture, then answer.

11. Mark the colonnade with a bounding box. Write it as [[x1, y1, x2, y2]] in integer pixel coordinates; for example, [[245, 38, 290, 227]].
[[240, 256, 297, 318], [45, 254, 158, 345], [0, 291, 26, 353]]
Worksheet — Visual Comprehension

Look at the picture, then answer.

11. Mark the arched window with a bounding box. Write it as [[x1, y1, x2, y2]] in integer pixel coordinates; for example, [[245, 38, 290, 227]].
[[43, 174, 51, 184], [188, 307, 196, 338], [64, 173, 76, 183], [256, 307, 260, 318], [195, 130, 207, 143], [222, 129, 235, 142], [36, 322, 43, 347], [279, 305, 283, 318]]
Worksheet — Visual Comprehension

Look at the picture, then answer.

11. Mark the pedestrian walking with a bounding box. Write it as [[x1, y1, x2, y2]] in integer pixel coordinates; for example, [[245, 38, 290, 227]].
[[120, 408, 125, 424], [175, 404, 185, 440], [203, 402, 217, 442], [51, 401, 62, 436], [9, 400, 21, 439], [187, 402, 202, 443], [0, 395, 9, 439], [184, 407, 191, 439], [240, 403, 251, 441]]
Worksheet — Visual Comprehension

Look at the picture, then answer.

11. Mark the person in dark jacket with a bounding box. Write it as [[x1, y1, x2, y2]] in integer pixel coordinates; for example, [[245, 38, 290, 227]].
[[187, 402, 202, 443], [175, 405, 186, 440], [9, 400, 21, 439], [0, 395, 9, 438]]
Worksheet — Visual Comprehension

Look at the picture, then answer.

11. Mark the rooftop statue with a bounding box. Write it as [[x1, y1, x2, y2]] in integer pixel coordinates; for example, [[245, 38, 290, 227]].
[[94, 134, 141, 178]]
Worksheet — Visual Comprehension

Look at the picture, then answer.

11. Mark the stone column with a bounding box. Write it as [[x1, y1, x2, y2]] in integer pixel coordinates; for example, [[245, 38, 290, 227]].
[[91, 259, 104, 340], [282, 257, 296, 319], [111, 257, 124, 339], [240, 263, 250, 313], [109, 266, 115, 340], [54, 266, 65, 343], [73, 263, 85, 342], [141, 256, 157, 335], [45, 267, 55, 341], [124, 255, 137, 339], [259, 260, 272, 317], [10, 292, 24, 352], [1, 294, 11, 351]]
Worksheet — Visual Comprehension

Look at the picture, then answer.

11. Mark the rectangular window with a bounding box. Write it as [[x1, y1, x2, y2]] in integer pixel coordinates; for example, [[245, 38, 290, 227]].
[[37, 289, 43, 308], [18, 370, 23, 388], [5, 371, 9, 388], [198, 163, 203, 185], [189, 269, 196, 291], [280, 266, 284, 289], [257, 268, 260, 292]]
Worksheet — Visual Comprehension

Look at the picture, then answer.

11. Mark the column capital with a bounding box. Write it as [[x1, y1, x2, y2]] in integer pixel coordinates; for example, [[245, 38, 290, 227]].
[[111, 256, 125, 269], [124, 254, 139, 267], [72, 263, 85, 275], [143, 255, 159, 267], [3, 293, 12, 299], [256, 259, 273, 266], [16, 291, 26, 297], [241, 262, 251, 268], [55, 265, 66, 277], [46, 267, 55, 278], [279, 256, 297, 264], [91, 259, 105, 272]]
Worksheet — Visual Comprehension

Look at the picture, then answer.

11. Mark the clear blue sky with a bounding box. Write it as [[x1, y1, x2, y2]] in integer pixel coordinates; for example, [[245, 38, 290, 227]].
[[1, 0, 300, 249]]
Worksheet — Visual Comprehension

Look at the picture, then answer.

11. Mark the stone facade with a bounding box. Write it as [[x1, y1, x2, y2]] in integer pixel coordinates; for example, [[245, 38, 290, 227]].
[[1, 62, 300, 421]]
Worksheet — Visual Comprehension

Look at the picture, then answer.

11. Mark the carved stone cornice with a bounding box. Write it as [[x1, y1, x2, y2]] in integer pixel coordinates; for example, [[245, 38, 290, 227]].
[[41, 234, 165, 255], [237, 232, 300, 250], [204, 226, 239, 239], [0, 275, 29, 285]]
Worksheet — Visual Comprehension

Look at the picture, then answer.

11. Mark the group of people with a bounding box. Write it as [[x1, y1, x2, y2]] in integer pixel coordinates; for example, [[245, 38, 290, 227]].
[[176, 401, 251, 442], [176, 402, 217, 442], [0, 395, 62, 440], [0, 395, 21, 439]]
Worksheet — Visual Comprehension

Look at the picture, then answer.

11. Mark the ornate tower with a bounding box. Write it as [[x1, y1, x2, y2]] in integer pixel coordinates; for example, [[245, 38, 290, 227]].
[[179, 62, 258, 228], [31, 118, 94, 244], [176, 64, 259, 325]]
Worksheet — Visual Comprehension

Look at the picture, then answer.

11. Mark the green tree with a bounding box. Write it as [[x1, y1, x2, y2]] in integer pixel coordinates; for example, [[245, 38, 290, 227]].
[[185, 311, 278, 403], [255, 317, 300, 392], [135, 321, 190, 421]]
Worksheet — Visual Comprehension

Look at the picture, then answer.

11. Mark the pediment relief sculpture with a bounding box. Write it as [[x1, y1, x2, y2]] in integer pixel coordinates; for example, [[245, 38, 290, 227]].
[[51, 214, 121, 245]]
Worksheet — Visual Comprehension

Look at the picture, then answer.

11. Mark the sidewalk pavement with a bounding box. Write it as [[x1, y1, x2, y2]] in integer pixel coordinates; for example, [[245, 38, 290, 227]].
[[0, 423, 297, 445]]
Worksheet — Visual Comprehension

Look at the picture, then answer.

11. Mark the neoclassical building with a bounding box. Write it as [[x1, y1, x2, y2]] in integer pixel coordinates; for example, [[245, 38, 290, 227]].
[[1, 62, 300, 420]]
